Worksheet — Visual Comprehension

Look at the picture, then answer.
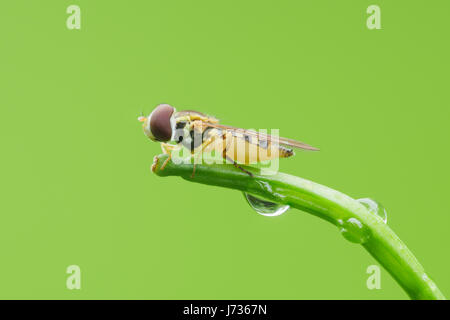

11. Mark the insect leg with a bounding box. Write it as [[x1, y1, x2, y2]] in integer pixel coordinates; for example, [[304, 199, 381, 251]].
[[226, 156, 254, 177], [190, 152, 202, 179], [190, 135, 217, 179], [222, 144, 254, 177], [160, 143, 178, 171]]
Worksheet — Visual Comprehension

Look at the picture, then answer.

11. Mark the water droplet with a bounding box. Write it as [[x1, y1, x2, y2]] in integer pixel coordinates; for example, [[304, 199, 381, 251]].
[[357, 198, 387, 224], [243, 192, 290, 217], [339, 218, 370, 244]]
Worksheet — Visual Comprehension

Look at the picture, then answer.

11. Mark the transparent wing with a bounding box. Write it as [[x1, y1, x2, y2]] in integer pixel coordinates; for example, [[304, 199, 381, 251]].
[[202, 123, 319, 151]]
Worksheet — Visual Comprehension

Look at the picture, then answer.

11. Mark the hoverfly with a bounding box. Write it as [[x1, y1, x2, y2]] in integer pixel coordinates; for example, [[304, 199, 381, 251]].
[[138, 104, 319, 177]]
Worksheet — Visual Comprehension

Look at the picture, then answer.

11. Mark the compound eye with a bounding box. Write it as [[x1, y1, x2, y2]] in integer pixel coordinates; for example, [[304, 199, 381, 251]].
[[149, 104, 175, 142]]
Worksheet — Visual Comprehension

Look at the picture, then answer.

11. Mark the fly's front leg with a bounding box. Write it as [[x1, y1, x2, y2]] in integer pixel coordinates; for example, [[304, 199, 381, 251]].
[[160, 143, 179, 171]]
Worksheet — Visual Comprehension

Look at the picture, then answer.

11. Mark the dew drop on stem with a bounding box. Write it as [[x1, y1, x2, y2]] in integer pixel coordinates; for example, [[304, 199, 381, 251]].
[[339, 218, 371, 244], [357, 198, 388, 224], [243, 192, 290, 217]]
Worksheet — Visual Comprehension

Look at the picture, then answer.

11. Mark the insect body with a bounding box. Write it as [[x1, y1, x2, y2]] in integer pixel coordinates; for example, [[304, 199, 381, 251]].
[[139, 104, 318, 177]]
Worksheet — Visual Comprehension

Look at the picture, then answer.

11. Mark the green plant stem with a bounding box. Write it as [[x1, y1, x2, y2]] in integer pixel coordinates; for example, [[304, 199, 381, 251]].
[[151, 154, 445, 300]]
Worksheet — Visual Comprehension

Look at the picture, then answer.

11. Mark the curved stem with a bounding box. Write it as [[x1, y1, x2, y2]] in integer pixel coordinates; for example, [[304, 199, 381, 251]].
[[151, 154, 445, 300]]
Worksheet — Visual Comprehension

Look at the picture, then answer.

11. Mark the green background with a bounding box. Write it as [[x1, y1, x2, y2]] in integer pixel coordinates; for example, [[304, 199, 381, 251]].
[[1, 1, 449, 299]]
